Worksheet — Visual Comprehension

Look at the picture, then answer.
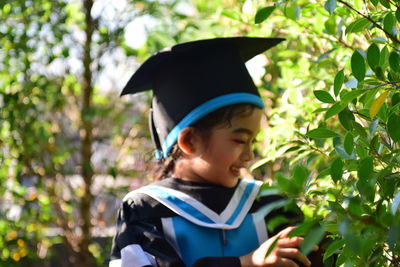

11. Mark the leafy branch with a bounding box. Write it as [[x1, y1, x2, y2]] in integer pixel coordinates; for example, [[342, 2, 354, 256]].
[[337, 0, 400, 45]]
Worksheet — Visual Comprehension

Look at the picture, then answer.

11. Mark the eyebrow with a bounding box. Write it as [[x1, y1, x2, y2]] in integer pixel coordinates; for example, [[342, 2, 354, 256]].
[[232, 128, 254, 136]]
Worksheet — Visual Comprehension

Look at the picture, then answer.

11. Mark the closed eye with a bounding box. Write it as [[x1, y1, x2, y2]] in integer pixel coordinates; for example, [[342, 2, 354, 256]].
[[233, 139, 246, 144], [234, 138, 259, 145]]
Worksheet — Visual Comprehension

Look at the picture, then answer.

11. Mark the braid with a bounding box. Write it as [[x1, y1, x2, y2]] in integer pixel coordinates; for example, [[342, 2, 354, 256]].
[[153, 145, 182, 181]]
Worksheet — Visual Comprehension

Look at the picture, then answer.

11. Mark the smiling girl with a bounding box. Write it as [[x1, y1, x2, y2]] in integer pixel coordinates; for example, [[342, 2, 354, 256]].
[[109, 37, 318, 267]]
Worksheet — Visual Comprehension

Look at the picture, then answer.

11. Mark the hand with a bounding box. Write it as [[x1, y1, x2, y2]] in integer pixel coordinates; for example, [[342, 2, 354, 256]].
[[239, 226, 315, 267]]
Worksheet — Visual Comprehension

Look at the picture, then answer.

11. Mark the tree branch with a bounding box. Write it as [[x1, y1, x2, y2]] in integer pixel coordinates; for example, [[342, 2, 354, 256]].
[[337, 0, 400, 45], [78, 0, 95, 265]]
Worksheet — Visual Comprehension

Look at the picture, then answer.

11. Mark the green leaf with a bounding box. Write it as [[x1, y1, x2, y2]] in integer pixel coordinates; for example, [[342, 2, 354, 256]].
[[351, 121, 367, 138], [354, 0, 362, 9], [288, 220, 319, 237], [221, 10, 241, 21], [396, 9, 400, 23], [348, 197, 363, 216], [325, 102, 346, 119], [344, 132, 354, 155], [383, 12, 395, 33], [325, 16, 337, 35], [306, 128, 340, 138], [324, 0, 336, 14], [316, 168, 331, 179], [276, 174, 299, 195], [300, 226, 325, 255], [371, 0, 379, 6], [367, 43, 380, 69], [392, 93, 400, 106], [346, 18, 371, 34], [292, 165, 308, 189], [358, 157, 373, 182], [330, 158, 343, 182], [387, 113, 400, 142], [284, 5, 299, 20], [351, 50, 366, 81], [334, 69, 344, 96], [380, 0, 391, 8], [357, 157, 375, 201], [341, 89, 365, 103], [2, 3, 11, 14], [335, 145, 354, 159], [388, 223, 400, 252], [265, 235, 279, 259], [389, 52, 399, 72], [329, 201, 346, 215], [338, 109, 355, 130], [255, 6, 275, 24], [370, 135, 379, 152], [370, 91, 389, 119], [323, 239, 345, 262], [314, 90, 335, 103], [336, 253, 346, 266], [379, 46, 389, 67], [374, 66, 385, 80], [267, 216, 290, 233]]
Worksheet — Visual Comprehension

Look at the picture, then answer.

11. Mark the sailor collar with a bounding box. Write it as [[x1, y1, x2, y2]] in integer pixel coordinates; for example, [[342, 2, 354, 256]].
[[125, 179, 262, 230]]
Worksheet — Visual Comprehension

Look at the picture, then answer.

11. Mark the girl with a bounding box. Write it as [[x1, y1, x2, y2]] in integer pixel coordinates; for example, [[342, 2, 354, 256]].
[[110, 37, 318, 267]]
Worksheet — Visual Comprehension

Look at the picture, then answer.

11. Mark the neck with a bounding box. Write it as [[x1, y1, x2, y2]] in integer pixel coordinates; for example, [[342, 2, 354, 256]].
[[173, 158, 208, 184]]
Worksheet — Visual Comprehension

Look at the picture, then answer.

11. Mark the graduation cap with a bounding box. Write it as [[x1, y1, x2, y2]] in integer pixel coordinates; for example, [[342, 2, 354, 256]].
[[121, 36, 285, 159]]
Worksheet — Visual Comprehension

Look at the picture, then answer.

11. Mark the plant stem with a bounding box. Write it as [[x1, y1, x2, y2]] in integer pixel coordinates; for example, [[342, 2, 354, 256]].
[[337, 0, 400, 45]]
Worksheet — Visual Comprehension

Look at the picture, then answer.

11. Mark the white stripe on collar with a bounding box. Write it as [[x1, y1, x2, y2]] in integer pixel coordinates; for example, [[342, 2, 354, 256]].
[[125, 179, 262, 229]]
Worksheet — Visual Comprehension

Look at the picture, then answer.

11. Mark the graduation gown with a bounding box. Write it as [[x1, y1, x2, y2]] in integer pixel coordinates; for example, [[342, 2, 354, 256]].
[[109, 178, 303, 267]]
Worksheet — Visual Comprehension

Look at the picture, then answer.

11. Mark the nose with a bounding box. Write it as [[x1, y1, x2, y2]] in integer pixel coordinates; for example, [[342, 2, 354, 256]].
[[240, 144, 254, 162]]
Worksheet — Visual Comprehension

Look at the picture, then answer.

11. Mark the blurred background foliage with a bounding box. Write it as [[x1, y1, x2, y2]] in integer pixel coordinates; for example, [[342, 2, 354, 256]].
[[1, 0, 399, 266]]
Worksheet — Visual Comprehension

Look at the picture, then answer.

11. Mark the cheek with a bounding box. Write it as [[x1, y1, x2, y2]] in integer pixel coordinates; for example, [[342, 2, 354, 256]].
[[207, 141, 238, 162]]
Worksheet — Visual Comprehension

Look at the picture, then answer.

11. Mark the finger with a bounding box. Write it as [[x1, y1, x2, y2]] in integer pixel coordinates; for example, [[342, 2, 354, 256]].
[[312, 245, 319, 251], [277, 248, 311, 267], [278, 236, 304, 248], [276, 226, 296, 239], [278, 257, 300, 267]]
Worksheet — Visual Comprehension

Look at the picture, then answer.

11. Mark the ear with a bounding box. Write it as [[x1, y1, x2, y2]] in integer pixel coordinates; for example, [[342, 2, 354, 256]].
[[177, 127, 198, 155]]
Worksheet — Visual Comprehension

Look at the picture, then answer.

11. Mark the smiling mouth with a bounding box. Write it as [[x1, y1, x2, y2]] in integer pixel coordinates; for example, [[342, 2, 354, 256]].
[[231, 166, 242, 176]]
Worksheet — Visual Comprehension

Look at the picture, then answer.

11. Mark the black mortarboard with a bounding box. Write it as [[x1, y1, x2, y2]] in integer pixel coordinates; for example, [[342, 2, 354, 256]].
[[121, 37, 284, 159]]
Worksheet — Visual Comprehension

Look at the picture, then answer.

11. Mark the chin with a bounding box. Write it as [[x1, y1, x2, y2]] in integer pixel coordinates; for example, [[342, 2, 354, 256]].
[[221, 177, 239, 188]]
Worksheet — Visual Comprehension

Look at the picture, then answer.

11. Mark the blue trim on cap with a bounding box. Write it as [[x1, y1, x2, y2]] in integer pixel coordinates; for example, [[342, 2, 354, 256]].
[[154, 150, 162, 160], [161, 93, 264, 158]]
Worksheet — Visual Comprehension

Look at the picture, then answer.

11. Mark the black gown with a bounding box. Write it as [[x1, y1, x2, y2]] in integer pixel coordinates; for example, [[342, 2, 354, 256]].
[[109, 177, 305, 267]]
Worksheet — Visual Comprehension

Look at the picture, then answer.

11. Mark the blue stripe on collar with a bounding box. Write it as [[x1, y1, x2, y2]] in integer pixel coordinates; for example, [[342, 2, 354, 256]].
[[142, 186, 214, 224], [133, 179, 262, 229], [225, 181, 256, 225]]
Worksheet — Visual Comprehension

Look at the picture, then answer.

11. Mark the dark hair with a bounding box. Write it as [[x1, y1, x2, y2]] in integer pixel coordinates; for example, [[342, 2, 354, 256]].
[[152, 103, 259, 180]]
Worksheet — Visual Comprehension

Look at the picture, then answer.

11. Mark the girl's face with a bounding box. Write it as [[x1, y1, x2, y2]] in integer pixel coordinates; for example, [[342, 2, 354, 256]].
[[181, 108, 262, 188]]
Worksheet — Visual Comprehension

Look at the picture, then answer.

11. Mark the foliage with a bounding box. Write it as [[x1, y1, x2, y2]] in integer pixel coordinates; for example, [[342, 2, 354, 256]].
[[2, 0, 400, 266], [242, 0, 400, 266], [0, 0, 153, 265]]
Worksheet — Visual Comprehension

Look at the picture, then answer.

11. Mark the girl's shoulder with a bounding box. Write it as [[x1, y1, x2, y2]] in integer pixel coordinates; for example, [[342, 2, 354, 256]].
[[120, 180, 178, 222]]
